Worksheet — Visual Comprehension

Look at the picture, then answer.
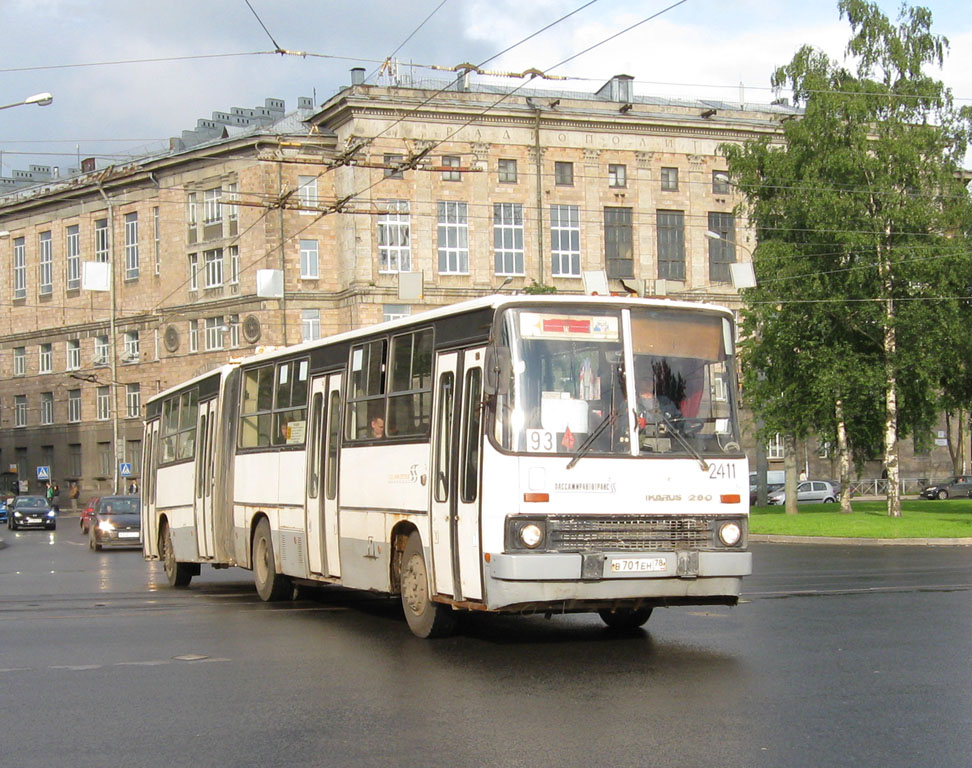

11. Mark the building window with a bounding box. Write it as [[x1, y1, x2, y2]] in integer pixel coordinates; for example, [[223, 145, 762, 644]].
[[15, 395, 27, 428], [441, 155, 462, 182], [660, 167, 678, 191], [66, 339, 81, 370], [97, 386, 111, 421], [298, 175, 318, 214], [68, 390, 82, 423], [95, 218, 109, 262], [126, 384, 141, 419], [94, 335, 109, 365], [437, 201, 469, 274], [98, 442, 113, 477], [300, 239, 319, 279], [203, 187, 222, 225], [554, 161, 574, 186], [656, 210, 685, 281], [226, 183, 239, 234], [713, 171, 730, 195], [767, 433, 784, 460], [187, 192, 198, 244], [204, 248, 223, 288], [383, 304, 411, 322], [153, 206, 161, 275], [126, 440, 142, 472], [124, 331, 140, 363], [14, 346, 26, 376], [608, 164, 627, 188], [39, 343, 53, 374], [66, 224, 81, 290], [493, 203, 524, 276], [189, 320, 199, 353], [604, 207, 633, 279], [205, 317, 224, 351], [41, 392, 54, 425], [707, 212, 736, 283], [188, 253, 199, 291], [124, 211, 139, 279], [550, 204, 581, 277], [498, 158, 517, 183], [38, 231, 54, 295], [229, 314, 240, 348], [14, 236, 27, 299], [228, 245, 240, 285], [384, 153, 404, 179], [68, 443, 82, 476], [378, 200, 411, 273], [301, 309, 321, 342]]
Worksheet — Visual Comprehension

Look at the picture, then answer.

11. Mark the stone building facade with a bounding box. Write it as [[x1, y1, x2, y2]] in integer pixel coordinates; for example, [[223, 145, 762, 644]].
[[0, 73, 951, 498]]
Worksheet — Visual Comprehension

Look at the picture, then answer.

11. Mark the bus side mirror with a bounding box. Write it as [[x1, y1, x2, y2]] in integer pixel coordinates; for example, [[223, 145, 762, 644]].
[[484, 347, 512, 396]]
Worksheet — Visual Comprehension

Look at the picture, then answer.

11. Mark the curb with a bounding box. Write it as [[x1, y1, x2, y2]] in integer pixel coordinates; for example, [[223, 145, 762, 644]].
[[750, 534, 972, 547]]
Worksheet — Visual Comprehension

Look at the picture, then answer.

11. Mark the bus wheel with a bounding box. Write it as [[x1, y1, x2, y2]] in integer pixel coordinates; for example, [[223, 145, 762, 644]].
[[161, 521, 193, 588], [400, 531, 455, 638], [252, 518, 291, 602], [598, 607, 653, 630]]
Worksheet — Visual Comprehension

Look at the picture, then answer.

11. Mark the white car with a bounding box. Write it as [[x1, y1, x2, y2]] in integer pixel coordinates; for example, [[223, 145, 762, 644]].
[[768, 480, 840, 505]]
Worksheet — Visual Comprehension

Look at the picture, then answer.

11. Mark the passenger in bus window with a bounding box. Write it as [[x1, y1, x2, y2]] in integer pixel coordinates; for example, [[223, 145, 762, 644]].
[[370, 414, 385, 439]]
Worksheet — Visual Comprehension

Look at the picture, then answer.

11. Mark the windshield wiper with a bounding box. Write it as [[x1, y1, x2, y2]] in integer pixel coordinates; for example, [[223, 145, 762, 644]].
[[566, 408, 618, 470], [637, 408, 709, 471]]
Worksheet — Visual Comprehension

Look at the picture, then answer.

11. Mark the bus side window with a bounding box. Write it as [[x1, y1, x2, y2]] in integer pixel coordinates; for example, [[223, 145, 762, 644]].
[[460, 368, 482, 504], [434, 372, 455, 503], [325, 390, 341, 500]]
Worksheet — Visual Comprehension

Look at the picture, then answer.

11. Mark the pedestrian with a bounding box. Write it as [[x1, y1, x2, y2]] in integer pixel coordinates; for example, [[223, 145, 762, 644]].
[[46, 481, 59, 512], [68, 481, 80, 512], [128, 480, 139, 495]]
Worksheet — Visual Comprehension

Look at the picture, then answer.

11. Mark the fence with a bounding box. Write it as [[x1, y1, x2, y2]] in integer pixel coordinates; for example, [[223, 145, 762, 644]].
[[846, 478, 929, 498]]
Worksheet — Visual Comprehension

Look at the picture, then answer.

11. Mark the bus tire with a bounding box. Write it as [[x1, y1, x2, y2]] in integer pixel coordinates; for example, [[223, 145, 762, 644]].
[[252, 518, 290, 602], [400, 531, 455, 638], [598, 607, 653, 630], [161, 521, 193, 588]]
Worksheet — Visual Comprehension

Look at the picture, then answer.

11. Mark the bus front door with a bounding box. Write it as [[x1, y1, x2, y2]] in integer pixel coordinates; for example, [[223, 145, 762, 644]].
[[305, 373, 342, 578], [430, 348, 484, 602], [193, 398, 217, 559], [142, 419, 160, 559]]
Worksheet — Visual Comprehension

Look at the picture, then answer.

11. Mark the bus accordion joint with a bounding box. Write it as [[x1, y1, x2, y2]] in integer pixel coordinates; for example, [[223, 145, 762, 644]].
[[523, 492, 549, 503]]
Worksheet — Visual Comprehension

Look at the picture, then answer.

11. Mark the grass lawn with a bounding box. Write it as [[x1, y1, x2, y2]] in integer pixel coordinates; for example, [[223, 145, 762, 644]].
[[749, 498, 972, 538]]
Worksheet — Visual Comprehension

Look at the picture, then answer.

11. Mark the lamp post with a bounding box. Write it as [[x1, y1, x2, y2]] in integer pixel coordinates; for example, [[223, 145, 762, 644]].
[[0, 92, 53, 111]]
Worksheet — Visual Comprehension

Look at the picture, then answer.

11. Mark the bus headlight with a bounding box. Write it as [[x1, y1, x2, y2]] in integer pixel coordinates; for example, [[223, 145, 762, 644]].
[[519, 523, 544, 549], [718, 521, 742, 547]]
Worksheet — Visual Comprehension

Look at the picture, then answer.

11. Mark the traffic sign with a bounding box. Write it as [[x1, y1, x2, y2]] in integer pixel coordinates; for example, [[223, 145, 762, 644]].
[[36, 466, 50, 480], [119, 462, 132, 477]]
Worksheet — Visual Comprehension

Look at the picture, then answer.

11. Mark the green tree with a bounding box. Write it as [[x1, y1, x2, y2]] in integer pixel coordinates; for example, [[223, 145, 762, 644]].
[[723, 1, 972, 517]]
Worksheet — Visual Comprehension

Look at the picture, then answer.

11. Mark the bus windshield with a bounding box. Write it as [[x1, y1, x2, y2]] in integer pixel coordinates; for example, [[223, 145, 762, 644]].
[[489, 305, 742, 458]]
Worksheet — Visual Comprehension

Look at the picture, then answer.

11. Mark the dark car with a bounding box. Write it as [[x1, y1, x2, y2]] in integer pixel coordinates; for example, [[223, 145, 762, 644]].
[[0, 499, 7, 524], [79, 496, 101, 534], [8, 495, 56, 530], [89, 496, 141, 549], [919, 475, 972, 500]]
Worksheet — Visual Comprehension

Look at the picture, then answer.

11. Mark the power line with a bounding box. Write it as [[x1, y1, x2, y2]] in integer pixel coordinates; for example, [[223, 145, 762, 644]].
[[366, 0, 452, 83], [243, 0, 284, 53]]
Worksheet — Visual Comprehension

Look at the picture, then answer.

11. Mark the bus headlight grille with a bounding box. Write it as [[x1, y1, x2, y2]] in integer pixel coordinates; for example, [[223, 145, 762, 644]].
[[546, 515, 723, 552]]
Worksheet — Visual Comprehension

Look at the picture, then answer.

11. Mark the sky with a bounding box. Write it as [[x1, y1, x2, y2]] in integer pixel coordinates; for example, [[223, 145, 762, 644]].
[[1, 0, 971, 177]]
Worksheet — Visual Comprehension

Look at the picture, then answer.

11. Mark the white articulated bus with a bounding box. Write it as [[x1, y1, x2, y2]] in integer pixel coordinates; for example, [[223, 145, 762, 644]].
[[142, 295, 751, 637]]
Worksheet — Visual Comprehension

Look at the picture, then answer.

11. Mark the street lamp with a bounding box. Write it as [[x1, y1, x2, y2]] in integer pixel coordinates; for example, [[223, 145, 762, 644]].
[[0, 92, 53, 111], [705, 230, 757, 289]]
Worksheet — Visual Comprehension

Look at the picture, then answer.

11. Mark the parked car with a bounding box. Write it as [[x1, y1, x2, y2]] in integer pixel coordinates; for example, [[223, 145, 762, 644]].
[[88, 496, 141, 549], [919, 475, 972, 500], [768, 480, 840, 505], [750, 483, 784, 505], [7, 495, 56, 530], [79, 496, 101, 534], [0, 499, 7, 524]]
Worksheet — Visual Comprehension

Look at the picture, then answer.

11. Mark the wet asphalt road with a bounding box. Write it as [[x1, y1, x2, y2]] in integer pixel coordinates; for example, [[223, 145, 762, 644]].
[[0, 523, 969, 768]]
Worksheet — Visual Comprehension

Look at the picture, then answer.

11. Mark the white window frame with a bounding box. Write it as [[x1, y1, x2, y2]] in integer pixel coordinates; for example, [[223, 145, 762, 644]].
[[301, 309, 321, 342], [124, 211, 139, 279], [436, 201, 469, 275], [126, 384, 141, 419], [383, 304, 411, 322], [203, 187, 222, 225], [498, 158, 517, 184], [300, 239, 319, 279], [94, 335, 109, 365], [608, 164, 627, 188], [97, 386, 111, 421], [14, 237, 27, 299], [124, 331, 140, 363], [153, 205, 161, 276], [228, 245, 240, 285], [95, 218, 109, 263], [39, 343, 52, 374], [204, 248, 223, 288], [187, 192, 198, 231], [767, 433, 784, 460], [15, 395, 27, 428], [188, 253, 199, 291], [14, 346, 26, 376], [550, 204, 581, 277], [38, 231, 53, 295], [68, 389, 82, 423], [66, 339, 80, 371], [378, 201, 411, 273], [298, 175, 318, 214], [226, 182, 239, 224], [493, 203, 524, 276], [189, 320, 199, 353], [66, 224, 81, 290], [41, 392, 54, 425], [229, 314, 240, 348], [205, 317, 224, 351]]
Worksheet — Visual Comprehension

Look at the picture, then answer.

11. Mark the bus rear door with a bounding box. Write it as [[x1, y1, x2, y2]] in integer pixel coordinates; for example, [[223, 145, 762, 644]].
[[305, 373, 343, 577], [193, 398, 217, 559]]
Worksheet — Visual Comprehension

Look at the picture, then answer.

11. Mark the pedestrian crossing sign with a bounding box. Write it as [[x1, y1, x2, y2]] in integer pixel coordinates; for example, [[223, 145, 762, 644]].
[[36, 466, 50, 480], [120, 462, 132, 477]]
